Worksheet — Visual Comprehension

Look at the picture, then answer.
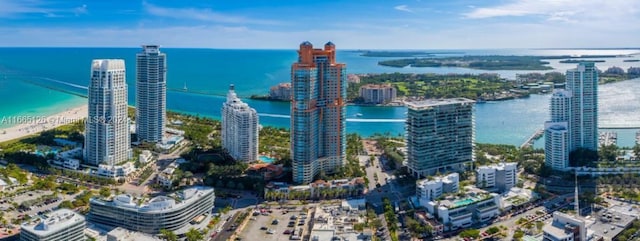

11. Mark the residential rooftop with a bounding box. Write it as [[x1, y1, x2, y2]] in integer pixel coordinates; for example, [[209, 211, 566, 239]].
[[21, 209, 84, 237], [438, 188, 494, 209], [90, 186, 214, 213], [406, 98, 475, 109]]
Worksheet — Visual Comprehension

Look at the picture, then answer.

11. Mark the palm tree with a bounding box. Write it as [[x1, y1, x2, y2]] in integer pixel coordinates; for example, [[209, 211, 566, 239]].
[[185, 228, 204, 241], [159, 229, 178, 241]]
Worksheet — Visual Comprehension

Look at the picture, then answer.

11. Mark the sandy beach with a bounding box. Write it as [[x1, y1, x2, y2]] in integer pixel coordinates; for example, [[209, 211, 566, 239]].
[[0, 105, 88, 143]]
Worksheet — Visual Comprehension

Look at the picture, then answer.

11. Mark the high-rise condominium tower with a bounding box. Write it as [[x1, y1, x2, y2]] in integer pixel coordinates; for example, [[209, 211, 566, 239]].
[[84, 59, 132, 166], [290, 41, 346, 184], [135, 45, 166, 143], [405, 98, 475, 178], [544, 63, 599, 170], [566, 62, 598, 151], [544, 90, 572, 170], [221, 85, 259, 162]]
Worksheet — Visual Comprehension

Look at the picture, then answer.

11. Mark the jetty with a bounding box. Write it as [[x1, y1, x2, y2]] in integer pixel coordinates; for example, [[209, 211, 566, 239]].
[[520, 128, 544, 149], [599, 131, 617, 146]]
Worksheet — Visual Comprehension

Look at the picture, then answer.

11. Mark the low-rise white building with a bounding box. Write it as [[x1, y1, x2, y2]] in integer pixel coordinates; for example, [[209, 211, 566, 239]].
[[63, 159, 80, 170], [422, 188, 500, 230], [97, 162, 135, 178], [542, 212, 587, 241], [499, 187, 538, 211], [53, 147, 83, 170], [416, 173, 459, 206], [0, 177, 17, 192], [476, 162, 517, 193], [157, 163, 178, 188], [138, 150, 153, 164], [20, 209, 85, 241]]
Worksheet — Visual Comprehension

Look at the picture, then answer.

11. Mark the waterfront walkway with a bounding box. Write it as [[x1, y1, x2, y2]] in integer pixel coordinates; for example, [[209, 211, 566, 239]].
[[520, 128, 544, 149]]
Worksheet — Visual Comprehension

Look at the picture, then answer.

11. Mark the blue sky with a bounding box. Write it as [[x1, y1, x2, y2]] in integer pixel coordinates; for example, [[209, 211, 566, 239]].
[[0, 0, 638, 49]]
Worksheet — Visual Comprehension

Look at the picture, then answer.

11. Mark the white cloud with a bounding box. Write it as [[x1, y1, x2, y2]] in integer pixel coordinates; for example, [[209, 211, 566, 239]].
[[394, 5, 413, 13], [0, 0, 89, 18], [0, 0, 46, 17], [143, 2, 281, 25], [464, 0, 639, 22], [74, 4, 88, 16], [1, 20, 638, 49]]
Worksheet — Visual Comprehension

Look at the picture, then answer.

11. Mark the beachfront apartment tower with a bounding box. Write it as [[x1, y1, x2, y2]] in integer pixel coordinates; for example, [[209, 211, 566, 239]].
[[405, 98, 475, 178], [544, 90, 572, 170], [566, 62, 599, 151], [545, 122, 570, 170], [221, 85, 259, 162], [543, 63, 598, 171], [135, 45, 166, 143], [84, 59, 132, 166], [291, 41, 347, 184]]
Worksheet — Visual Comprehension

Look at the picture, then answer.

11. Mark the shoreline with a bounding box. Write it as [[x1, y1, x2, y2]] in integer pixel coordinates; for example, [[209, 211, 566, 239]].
[[0, 104, 88, 143]]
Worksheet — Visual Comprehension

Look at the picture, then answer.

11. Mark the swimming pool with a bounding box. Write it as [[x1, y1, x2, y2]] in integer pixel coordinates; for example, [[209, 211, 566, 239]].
[[454, 198, 476, 207], [259, 156, 275, 163]]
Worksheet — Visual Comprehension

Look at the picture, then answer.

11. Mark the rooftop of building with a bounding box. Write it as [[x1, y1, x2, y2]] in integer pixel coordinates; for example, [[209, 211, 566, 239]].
[[247, 163, 283, 172], [92, 59, 125, 71], [271, 82, 292, 88], [21, 209, 84, 237], [310, 205, 367, 241], [436, 187, 495, 209], [501, 188, 537, 206], [90, 186, 214, 213], [543, 212, 588, 240], [265, 178, 365, 190], [106, 227, 161, 241], [589, 208, 635, 240], [359, 83, 394, 88], [417, 173, 459, 187], [477, 162, 517, 171], [406, 98, 475, 110]]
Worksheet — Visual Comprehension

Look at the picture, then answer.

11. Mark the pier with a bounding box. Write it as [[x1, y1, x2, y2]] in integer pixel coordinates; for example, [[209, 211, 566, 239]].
[[599, 131, 617, 146], [521, 128, 544, 149]]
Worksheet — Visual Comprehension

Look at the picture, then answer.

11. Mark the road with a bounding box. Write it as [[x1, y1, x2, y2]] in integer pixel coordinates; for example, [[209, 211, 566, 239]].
[[210, 211, 240, 241], [378, 214, 393, 241]]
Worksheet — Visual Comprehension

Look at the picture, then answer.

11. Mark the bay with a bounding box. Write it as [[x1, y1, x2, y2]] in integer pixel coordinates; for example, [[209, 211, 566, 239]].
[[0, 47, 639, 147]]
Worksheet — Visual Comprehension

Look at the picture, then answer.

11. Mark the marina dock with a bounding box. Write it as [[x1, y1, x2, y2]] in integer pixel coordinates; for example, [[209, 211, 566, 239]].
[[599, 131, 617, 146], [521, 128, 544, 149]]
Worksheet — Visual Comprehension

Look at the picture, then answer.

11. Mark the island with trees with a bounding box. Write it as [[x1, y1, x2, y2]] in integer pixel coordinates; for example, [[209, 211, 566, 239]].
[[377, 55, 621, 70]]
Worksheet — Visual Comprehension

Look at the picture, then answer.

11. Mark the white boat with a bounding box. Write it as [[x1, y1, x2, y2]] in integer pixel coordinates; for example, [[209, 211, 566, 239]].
[[355, 113, 363, 117]]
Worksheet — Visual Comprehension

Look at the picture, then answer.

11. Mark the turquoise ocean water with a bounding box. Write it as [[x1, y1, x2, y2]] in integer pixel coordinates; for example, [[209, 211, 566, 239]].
[[0, 48, 639, 147]]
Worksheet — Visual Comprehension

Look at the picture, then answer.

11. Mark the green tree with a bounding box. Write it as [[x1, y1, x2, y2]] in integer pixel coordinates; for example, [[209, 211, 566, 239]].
[[459, 229, 481, 239], [159, 229, 178, 241], [221, 205, 232, 215], [99, 187, 112, 198], [185, 228, 204, 241], [599, 144, 618, 162], [569, 148, 598, 167]]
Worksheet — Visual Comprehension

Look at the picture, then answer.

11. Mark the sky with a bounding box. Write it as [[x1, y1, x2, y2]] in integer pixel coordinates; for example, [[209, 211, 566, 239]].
[[0, 0, 639, 49]]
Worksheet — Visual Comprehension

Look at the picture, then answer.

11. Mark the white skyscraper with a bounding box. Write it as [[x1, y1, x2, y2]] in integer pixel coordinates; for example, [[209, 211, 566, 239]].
[[135, 45, 166, 143], [566, 62, 598, 151], [221, 85, 259, 162], [544, 90, 572, 170], [84, 59, 132, 166], [544, 63, 598, 171]]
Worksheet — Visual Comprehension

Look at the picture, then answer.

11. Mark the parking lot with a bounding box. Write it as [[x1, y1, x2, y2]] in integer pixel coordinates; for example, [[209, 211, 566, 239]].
[[237, 206, 311, 241]]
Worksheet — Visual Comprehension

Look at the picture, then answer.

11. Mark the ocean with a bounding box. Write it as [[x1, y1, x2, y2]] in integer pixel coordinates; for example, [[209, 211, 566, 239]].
[[0, 47, 639, 147]]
